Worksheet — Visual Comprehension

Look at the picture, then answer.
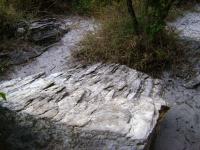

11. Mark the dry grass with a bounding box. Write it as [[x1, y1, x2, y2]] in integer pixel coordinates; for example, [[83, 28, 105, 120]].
[[73, 3, 183, 77]]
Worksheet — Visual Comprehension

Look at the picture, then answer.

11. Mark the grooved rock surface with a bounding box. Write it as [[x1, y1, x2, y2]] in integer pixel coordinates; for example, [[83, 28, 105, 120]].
[[27, 18, 70, 45], [0, 64, 167, 150]]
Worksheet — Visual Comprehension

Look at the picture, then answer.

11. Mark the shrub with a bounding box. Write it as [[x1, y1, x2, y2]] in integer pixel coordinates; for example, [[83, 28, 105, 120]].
[[73, 1, 181, 76], [0, 92, 6, 101], [71, 0, 120, 14], [0, 0, 23, 40]]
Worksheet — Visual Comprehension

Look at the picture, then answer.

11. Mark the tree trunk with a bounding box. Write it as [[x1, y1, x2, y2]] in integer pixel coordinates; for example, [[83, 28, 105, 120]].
[[126, 0, 139, 34]]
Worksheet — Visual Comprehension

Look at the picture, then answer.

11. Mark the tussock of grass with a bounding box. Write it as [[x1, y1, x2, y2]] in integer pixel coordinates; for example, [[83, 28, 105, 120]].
[[73, 4, 182, 76]]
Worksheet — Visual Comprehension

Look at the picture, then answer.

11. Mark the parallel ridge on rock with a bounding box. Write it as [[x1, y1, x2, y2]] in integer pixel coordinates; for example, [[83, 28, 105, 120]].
[[0, 63, 167, 150]]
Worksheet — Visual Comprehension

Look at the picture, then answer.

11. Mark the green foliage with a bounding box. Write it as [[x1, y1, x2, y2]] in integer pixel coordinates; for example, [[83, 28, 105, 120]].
[[145, 21, 165, 41], [12, 0, 70, 13], [0, 0, 23, 40], [71, 0, 120, 14], [72, 0, 93, 13], [128, 0, 176, 42], [0, 60, 8, 74], [0, 92, 6, 101]]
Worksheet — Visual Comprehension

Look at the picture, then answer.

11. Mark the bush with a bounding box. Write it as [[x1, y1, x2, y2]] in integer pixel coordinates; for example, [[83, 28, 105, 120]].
[[71, 0, 120, 14], [0, 0, 28, 40], [0, 0, 62, 40], [73, 2, 181, 76], [0, 92, 6, 101]]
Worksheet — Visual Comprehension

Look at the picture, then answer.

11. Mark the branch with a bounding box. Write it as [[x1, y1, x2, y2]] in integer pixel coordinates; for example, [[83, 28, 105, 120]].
[[126, 0, 139, 34], [161, 0, 176, 20]]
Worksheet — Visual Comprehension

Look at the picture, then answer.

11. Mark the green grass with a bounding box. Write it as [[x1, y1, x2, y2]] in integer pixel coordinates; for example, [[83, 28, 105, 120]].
[[0, 2, 23, 40], [0, 92, 6, 101]]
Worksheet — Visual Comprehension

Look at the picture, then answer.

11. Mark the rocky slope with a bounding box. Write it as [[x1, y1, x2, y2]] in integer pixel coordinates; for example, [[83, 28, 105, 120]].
[[0, 64, 168, 149], [0, 16, 97, 81], [0, 18, 69, 75], [154, 5, 200, 150]]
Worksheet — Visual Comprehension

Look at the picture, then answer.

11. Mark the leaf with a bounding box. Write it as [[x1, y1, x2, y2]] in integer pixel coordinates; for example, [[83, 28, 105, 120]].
[[0, 92, 6, 101]]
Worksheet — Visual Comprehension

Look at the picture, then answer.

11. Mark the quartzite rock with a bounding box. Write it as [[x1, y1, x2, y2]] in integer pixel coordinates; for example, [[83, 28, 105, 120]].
[[27, 18, 70, 45], [0, 63, 168, 150]]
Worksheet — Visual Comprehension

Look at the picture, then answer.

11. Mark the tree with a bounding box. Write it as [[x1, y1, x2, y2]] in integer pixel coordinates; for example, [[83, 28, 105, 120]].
[[127, 0, 139, 34], [126, 0, 176, 41]]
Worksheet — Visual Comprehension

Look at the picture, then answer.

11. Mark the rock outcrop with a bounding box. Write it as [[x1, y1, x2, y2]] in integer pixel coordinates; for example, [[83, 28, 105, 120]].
[[26, 18, 70, 45], [0, 64, 168, 150], [0, 18, 70, 72], [16, 18, 70, 45], [170, 5, 200, 41]]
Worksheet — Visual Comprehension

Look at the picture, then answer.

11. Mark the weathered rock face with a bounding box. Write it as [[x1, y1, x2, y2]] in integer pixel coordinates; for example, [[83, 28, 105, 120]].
[[0, 64, 167, 150], [16, 18, 70, 45], [26, 18, 70, 45]]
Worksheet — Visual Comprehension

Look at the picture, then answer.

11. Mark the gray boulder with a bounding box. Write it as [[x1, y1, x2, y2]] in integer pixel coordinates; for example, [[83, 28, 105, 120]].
[[0, 64, 168, 150], [27, 18, 70, 45], [15, 18, 70, 46], [0, 18, 70, 69]]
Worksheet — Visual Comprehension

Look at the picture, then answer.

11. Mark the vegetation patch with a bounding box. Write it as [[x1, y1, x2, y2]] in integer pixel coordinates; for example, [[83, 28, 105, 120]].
[[0, 0, 198, 76], [0, 92, 6, 101], [73, 2, 183, 76]]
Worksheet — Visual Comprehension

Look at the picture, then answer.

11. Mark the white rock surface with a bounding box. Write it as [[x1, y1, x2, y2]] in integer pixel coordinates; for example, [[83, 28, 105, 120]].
[[0, 63, 167, 150], [170, 5, 200, 40]]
